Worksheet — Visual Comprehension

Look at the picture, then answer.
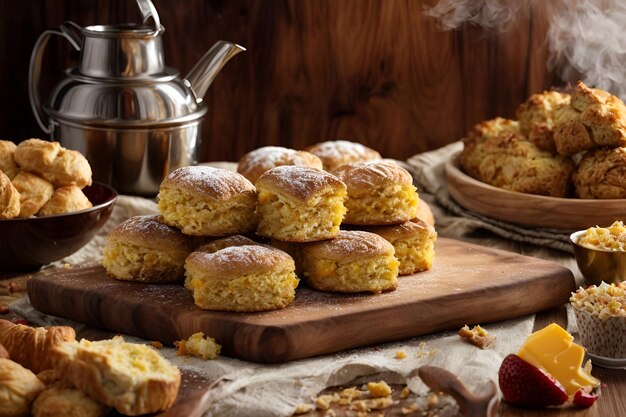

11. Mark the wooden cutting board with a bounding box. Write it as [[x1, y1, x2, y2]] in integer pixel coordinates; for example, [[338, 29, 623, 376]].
[[28, 238, 575, 363]]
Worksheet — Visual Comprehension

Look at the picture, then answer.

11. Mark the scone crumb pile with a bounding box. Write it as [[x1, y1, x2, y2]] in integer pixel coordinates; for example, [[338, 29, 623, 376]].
[[174, 332, 221, 359], [458, 324, 495, 349]]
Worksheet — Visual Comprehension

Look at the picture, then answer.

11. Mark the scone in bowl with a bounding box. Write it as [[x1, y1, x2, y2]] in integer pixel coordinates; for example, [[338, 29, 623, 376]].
[[570, 230, 626, 286], [0, 182, 117, 270]]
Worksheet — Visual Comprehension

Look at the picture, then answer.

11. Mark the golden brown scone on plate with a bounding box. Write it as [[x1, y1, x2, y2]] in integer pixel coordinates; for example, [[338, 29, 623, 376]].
[[0, 358, 45, 417], [195, 234, 260, 254], [0, 170, 20, 219], [0, 140, 19, 179], [158, 166, 257, 236], [516, 91, 571, 153], [37, 185, 92, 216], [237, 146, 323, 184], [460, 118, 574, 197], [300, 230, 399, 294], [32, 380, 110, 417], [331, 160, 419, 225], [255, 165, 347, 242], [459, 117, 520, 179], [553, 81, 626, 155], [362, 219, 437, 275], [11, 171, 54, 218], [52, 336, 181, 416], [0, 319, 76, 374], [305, 140, 382, 171], [103, 214, 193, 283], [572, 147, 626, 199], [184, 244, 299, 311]]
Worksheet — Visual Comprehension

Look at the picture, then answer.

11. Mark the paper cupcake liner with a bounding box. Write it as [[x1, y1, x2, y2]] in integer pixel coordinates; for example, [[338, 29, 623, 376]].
[[573, 307, 626, 359]]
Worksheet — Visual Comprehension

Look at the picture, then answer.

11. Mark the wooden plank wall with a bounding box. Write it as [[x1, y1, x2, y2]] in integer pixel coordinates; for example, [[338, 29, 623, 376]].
[[0, 0, 563, 162]]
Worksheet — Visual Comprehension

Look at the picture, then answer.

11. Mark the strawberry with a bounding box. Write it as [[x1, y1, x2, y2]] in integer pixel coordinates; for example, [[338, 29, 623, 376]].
[[573, 387, 600, 408], [498, 354, 569, 407]]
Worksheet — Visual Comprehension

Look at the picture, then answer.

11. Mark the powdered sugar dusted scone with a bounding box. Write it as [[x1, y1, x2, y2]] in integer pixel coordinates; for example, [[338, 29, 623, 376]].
[[255, 166, 347, 242], [0, 140, 19, 179], [103, 215, 193, 283], [195, 234, 260, 254], [305, 140, 382, 171], [237, 146, 323, 184], [52, 336, 180, 416], [0, 170, 20, 219], [158, 166, 257, 236], [331, 160, 419, 225], [11, 171, 54, 218], [37, 185, 92, 216], [184, 244, 299, 311], [300, 230, 399, 294], [362, 219, 437, 275]]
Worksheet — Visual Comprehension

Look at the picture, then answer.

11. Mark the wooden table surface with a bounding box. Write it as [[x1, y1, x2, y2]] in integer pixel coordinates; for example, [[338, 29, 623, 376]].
[[1, 273, 624, 417]]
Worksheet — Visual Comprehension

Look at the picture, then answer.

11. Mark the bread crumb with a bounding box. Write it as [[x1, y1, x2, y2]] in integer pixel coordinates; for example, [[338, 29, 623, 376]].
[[427, 392, 439, 408], [416, 342, 438, 358], [293, 403, 314, 414], [401, 403, 422, 414], [350, 396, 393, 412], [150, 341, 163, 349], [399, 386, 410, 399], [367, 380, 392, 397], [315, 394, 335, 410], [459, 324, 495, 349], [63, 263, 73, 270], [174, 332, 221, 359], [395, 350, 407, 359]]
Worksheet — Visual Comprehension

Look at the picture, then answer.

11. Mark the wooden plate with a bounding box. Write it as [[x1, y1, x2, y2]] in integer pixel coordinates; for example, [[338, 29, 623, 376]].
[[445, 153, 625, 231]]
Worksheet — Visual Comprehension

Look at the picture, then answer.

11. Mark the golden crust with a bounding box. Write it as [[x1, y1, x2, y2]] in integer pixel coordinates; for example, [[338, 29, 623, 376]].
[[186, 244, 294, 278], [363, 218, 435, 242], [572, 147, 626, 199], [107, 215, 192, 252], [255, 165, 346, 202], [305, 140, 382, 171], [12, 171, 54, 218], [0, 170, 20, 219], [553, 81, 626, 155], [0, 140, 19, 179], [414, 200, 435, 227], [52, 336, 181, 416], [301, 230, 394, 263], [0, 358, 45, 417], [37, 186, 92, 217], [32, 381, 110, 417], [160, 166, 256, 200], [195, 235, 260, 254], [237, 146, 323, 184], [516, 91, 571, 153], [331, 160, 414, 189], [43, 148, 92, 188], [14, 138, 61, 169]]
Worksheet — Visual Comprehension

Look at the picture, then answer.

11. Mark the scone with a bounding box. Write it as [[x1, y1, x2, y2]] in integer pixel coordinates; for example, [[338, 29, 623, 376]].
[[184, 244, 299, 312], [0, 358, 45, 417], [52, 336, 181, 416], [195, 234, 260, 254], [0, 140, 19, 179], [516, 91, 571, 153], [459, 117, 521, 179], [237, 146, 323, 184], [11, 171, 54, 218], [460, 118, 574, 197], [414, 199, 435, 227], [0, 170, 20, 219], [37, 185, 92, 216], [158, 166, 257, 236], [572, 147, 626, 199], [32, 381, 110, 417], [300, 230, 399, 294], [255, 166, 347, 241], [103, 214, 193, 282], [14, 139, 92, 188], [305, 140, 382, 171], [331, 160, 419, 225], [553, 81, 626, 155], [362, 219, 437, 275]]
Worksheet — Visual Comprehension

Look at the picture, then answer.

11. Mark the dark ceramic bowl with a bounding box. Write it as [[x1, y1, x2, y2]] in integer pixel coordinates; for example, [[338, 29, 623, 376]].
[[0, 182, 117, 271]]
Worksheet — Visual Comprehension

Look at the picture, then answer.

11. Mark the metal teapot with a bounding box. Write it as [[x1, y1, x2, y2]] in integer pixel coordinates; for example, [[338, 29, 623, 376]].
[[29, 0, 244, 195]]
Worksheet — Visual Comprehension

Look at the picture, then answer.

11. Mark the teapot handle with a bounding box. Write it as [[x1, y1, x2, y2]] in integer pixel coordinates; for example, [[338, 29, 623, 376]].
[[28, 22, 82, 134]]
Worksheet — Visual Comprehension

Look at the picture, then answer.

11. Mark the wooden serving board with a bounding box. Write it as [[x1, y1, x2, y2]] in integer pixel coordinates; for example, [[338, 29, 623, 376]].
[[28, 238, 575, 363]]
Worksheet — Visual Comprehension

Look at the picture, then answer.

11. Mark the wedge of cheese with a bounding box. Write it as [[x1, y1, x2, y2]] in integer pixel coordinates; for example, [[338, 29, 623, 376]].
[[518, 323, 600, 395]]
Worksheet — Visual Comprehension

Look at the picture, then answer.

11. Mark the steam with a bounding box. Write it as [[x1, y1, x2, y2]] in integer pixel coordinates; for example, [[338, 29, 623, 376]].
[[424, 0, 626, 100]]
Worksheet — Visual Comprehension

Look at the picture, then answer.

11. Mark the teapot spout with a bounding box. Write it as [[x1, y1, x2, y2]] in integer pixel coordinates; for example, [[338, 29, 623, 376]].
[[186, 40, 245, 102]]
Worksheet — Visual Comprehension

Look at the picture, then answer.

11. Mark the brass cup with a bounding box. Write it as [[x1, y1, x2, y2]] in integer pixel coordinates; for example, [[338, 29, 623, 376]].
[[570, 230, 626, 286]]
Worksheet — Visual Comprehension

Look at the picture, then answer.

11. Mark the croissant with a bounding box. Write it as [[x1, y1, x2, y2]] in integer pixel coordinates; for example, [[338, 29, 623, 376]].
[[0, 319, 75, 373]]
